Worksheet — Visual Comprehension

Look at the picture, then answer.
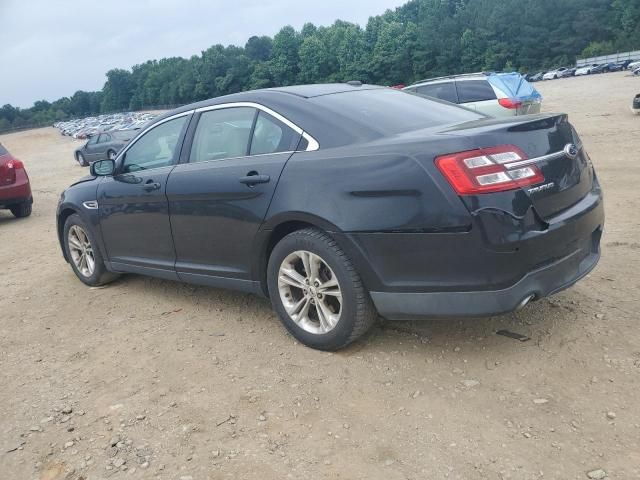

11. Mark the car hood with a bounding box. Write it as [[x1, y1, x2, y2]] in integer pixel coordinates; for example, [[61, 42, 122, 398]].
[[68, 174, 96, 188]]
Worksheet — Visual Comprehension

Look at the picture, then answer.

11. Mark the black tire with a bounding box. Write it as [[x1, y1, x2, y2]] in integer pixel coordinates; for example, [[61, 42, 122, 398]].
[[267, 228, 377, 351], [76, 152, 88, 167], [10, 201, 32, 218], [63, 213, 119, 286]]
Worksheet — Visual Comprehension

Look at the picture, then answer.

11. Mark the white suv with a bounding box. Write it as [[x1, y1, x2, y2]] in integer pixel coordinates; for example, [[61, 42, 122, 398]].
[[403, 73, 542, 118]]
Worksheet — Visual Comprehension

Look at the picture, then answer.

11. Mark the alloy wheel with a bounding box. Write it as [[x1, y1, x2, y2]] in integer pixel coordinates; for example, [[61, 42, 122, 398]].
[[277, 250, 342, 334], [68, 225, 95, 277]]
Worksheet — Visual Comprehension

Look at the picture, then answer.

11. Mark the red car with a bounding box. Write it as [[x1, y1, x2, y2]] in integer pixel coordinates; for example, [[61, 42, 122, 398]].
[[0, 143, 32, 218]]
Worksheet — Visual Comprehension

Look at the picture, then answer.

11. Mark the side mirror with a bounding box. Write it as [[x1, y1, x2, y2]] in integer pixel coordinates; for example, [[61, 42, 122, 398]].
[[90, 159, 115, 176]]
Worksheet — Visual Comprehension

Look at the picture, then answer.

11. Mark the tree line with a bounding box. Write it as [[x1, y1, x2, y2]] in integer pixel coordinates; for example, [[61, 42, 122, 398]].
[[1, 0, 638, 132]]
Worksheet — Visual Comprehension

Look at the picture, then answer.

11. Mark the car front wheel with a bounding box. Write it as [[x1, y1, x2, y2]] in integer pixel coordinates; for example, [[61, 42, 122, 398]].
[[267, 228, 377, 351], [76, 152, 88, 167], [64, 214, 118, 286]]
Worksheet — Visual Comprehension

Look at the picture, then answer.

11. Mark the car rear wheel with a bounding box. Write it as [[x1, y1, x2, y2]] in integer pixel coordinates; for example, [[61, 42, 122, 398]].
[[267, 228, 377, 351], [10, 201, 32, 218], [64, 214, 118, 286], [76, 152, 88, 167]]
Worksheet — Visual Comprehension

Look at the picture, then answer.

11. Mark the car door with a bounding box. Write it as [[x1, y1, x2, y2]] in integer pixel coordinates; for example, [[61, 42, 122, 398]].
[[97, 113, 191, 279], [84, 135, 99, 161], [95, 133, 111, 160], [166, 105, 302, 291]]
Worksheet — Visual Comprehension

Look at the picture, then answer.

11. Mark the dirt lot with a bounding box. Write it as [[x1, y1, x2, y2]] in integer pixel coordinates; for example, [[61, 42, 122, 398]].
[[1, 72, 639, 480]]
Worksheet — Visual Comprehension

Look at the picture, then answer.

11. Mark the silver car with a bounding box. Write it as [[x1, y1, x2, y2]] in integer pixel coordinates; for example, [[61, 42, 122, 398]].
[[403, 73, 542, 117]]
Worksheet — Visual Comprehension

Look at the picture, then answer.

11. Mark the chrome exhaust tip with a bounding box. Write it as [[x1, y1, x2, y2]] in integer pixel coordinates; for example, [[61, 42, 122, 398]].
[[516, 294, 535, 311]]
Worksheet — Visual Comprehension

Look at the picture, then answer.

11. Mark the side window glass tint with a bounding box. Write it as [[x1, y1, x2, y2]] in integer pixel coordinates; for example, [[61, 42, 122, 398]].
[[122, 116, 187, 173], [456, 80, 497, 103], [415, 83, 458, 103], [250, 111, 300, 156], [190, 107, 255, 163]]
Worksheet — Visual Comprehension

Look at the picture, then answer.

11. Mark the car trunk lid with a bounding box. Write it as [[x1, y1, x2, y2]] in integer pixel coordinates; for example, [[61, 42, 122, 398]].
[[439, 113, 593, 220]]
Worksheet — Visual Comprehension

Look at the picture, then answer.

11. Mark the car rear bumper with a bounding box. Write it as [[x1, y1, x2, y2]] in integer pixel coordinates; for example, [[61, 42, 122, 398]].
[[345, 187, 604, 320], [0, 174, 32, 207], [370, 237, 600, 319]]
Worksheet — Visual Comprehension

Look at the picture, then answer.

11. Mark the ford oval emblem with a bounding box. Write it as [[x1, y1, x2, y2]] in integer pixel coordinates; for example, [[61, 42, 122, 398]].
[[564, 143, 579, 160]]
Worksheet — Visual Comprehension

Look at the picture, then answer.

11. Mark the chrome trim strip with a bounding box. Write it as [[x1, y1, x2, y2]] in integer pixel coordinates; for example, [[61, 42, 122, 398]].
[[505, 151, 565, 169], [195, 101, 320, 152], [82, 200, 98, 210], [505, 143, 582, 170]]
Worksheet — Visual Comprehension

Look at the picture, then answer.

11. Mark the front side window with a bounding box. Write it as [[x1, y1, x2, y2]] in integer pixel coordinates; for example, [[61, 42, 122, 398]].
[[87, 136, 98, 145], [415, 82, 458, 103], [190, 107, 255, 163], [250, 111, 299, 155], [456, 80, 497, 103], [97, 134, 110, 143], [122, 116, 187, 173]]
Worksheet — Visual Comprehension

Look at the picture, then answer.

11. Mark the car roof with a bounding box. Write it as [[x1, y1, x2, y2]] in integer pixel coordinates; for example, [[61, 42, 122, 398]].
[[407, 72, 488, 86]]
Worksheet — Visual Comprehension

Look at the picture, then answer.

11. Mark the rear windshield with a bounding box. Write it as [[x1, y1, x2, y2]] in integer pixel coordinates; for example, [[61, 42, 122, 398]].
[[310, 88, 481, 135], [0, 143, 7, 156]]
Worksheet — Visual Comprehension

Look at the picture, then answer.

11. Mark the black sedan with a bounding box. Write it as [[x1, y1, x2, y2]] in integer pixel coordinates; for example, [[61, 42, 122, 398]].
[[74, 130, 136, 167], [56, 84, 604, 350]]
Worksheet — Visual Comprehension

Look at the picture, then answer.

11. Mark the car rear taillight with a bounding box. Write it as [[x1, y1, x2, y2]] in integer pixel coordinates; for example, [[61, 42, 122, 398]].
[[0, 158, 22, 185], [498, 98, 523, 109], [7, 158, 24, 170], [435, 145, 544, 195]]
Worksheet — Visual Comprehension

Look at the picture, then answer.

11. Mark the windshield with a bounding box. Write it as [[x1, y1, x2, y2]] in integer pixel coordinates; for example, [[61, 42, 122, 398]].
[[310, 88, 482, 136]]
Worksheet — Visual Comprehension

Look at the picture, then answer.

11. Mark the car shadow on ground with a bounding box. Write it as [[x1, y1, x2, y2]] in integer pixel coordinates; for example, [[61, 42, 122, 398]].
[[105, 272, 582, 357]]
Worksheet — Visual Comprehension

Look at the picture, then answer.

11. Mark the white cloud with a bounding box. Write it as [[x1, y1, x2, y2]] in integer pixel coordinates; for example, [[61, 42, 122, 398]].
[[0, 0, 405, 107]]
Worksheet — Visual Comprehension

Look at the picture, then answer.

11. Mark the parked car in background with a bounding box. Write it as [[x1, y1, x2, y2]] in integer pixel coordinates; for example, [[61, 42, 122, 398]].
[[55, 112, 157, 139], [543, 67, 569, 80], [632, 94, 640, 114], [74, 130, 136, 166], [0, 143, 32, 218], [626, 60, 640, 71], [404, 72, 542, 117], [529, 72, 545, 82], [575, 64, 599, 76], [56, 83, 602, 350]]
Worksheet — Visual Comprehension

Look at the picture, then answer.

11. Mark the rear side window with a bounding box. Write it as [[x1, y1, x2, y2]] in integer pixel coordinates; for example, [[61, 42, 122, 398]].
[[415, 82, 458, 103], [456, 80, 497, 103], [190, 107, 255, 163], [249, 111, 300, 155]]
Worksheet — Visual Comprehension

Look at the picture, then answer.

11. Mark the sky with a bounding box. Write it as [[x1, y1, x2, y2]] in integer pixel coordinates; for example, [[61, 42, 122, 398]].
[[0, 0, 407, 108]]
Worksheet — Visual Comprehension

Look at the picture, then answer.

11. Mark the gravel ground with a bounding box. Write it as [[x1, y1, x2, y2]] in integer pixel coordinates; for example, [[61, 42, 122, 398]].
[[1, 71, 639, 480]]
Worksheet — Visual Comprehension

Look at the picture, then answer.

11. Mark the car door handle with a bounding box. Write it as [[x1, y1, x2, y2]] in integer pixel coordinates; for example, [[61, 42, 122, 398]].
[[143, 181, 161, 192], [238, 173, 270, 186]]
